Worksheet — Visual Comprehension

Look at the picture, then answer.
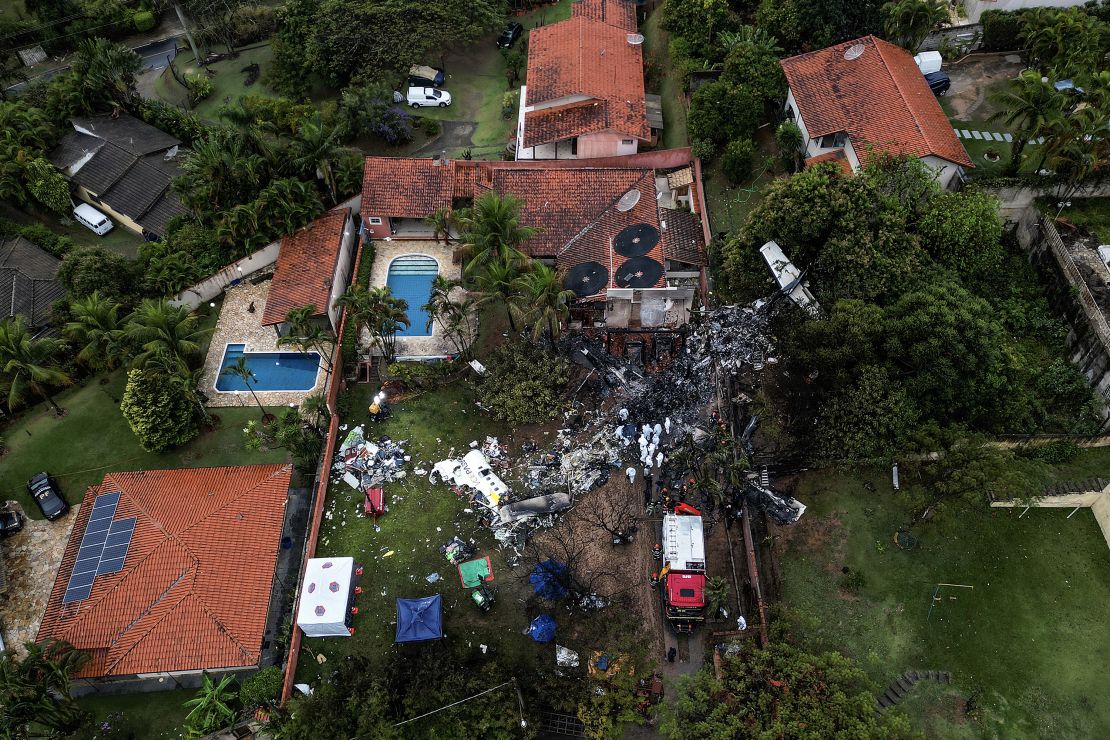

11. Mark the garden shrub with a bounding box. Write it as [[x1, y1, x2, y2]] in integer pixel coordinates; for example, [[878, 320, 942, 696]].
[[0, 219, 75, 257], [980, 10, 1024, 51], [691, 138, 715, 161], [239, 667, 282, 709], [137, 99, 205, 145], [721, 138, 755, 185], [120, 369, 199, 452], [1034, 440, 1081, 464], [131, 10, 157, 33], [186, 73, 214, 104], [387, 360, 447, 390], [419, 116, 440, 136], [472, 342, 569, 425], [58, 246, 139, 301], [775, 120, 803, 171]]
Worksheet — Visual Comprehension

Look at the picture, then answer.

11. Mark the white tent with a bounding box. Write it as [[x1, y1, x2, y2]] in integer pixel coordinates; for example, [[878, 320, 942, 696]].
[[297, 557, 354, 638]]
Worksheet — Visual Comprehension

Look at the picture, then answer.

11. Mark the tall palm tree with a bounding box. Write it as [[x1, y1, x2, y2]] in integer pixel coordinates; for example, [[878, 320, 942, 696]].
[[287, 113, 349, 204], [168, 364, 213, 429], [988, 71, 1064, 175], [881, 0, 947, 52], [422, 275, 476, 355], [71, 38, 142, 113], [65, 291, 127, 371], [0, 317, 71, 414], [511, 263, 576, 341], [474, 258, 526, 333], [222, 356, 269, 419], [184, 672, 238, 736], [457, 191, 537, 276], [277, 304, 335, 372], [0, 639, 90, 736], [0, 101, 57, 150], [425, 207, 453, 245], [124, 299, 210, 371], [335, 285, 410, 362]]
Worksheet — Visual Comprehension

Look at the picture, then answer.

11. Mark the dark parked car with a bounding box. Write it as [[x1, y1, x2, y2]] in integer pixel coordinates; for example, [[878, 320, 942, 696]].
[[924, 71, 950, 96], [0, 510, 23, 537], [27, 473, 68, 521], [408, 64, 446, 88], [497, 22, 523, 49]]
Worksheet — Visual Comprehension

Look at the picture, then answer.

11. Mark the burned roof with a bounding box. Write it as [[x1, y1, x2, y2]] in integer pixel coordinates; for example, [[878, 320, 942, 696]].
[[0, 236, 63, 328]]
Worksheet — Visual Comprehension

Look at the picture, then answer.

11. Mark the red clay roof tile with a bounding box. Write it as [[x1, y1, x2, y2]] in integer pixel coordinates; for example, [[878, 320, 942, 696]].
[[805, 149, 854, 175], [781, 35, 972, 168], [261, 210, 349, 326], [524, 15, 649, 145], [571, 0, 638, 31], [36, 464, 293, 678]]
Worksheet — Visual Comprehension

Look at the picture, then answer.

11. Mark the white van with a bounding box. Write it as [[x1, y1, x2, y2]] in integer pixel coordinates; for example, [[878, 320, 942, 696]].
[[73, 203, 113, 236], [406, 87, 452, 108]]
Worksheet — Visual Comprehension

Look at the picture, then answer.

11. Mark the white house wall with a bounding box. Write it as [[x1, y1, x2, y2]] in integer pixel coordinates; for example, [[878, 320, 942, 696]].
[[962, 0, 1086, 23]]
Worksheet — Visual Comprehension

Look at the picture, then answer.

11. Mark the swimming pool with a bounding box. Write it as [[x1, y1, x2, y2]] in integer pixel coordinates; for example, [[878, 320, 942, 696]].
[[215, 344, 321, 392], [386, 255, 439, 337]]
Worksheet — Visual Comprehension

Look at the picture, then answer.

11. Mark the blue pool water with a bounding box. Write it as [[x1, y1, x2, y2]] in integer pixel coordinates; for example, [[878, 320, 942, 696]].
[[386, 255, 439, 337], [216, 344, 321, 391]]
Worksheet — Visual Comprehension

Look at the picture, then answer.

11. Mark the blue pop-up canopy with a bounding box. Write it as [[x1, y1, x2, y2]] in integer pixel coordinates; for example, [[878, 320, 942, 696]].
[[528, 614, 557, 643], [395, 595, 444, 643], [529, 560, 568, 600]]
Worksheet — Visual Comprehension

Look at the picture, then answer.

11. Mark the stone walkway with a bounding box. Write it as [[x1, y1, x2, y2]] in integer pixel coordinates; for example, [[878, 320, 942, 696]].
[[953, 128, 1044, 145], [200, 282, 328, 408], [0, 502, 78, 657]]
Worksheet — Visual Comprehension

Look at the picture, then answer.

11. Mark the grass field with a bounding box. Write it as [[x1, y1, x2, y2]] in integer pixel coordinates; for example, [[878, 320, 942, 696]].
[[642, 7, 688, 149], [153, 44, 280, 121], [75, 688, 192, 739], [295, 378, 547, 682], [777, 466, 1110, 738], [0, 370, 289, 518], [1055, 197, 1110, 243], [0, 201, 146, 258]]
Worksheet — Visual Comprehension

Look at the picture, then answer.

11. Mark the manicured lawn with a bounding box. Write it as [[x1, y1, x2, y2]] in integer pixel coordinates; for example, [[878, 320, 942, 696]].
[[153, 44, 281, 121], [75, 687, 192, 739], [0, 201, 146, 259], [296, 378, 545, 682], [0, 370, 289, 518], [642, 6, 688, 149], [703, 155, 776, 237], [777, 466, 1110, 738]]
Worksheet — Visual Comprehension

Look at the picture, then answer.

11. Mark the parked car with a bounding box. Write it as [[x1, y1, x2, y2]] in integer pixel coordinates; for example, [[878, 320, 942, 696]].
[[73, 203, 113, 235], [497, 22, 523, 48], [0, 510, 23, 537], [924, 71, 950, 96], [408, 64, 445, 87], [407, 87, 452, 108], [26, 473, 68, 521]]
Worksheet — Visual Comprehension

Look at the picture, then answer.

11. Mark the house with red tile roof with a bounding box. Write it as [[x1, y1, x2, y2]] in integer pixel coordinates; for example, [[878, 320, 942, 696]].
[[361, 150, 710, 363], [516, 0, 651, 160], [261, 208, 358, 333], [36, 464, 294, 687], [780, 35, 972, 187]]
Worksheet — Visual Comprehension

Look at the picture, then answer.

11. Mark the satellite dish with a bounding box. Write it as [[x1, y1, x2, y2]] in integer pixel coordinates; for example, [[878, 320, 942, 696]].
[[163, 145, 179, 161], [613, 223, 660, 257], [565, 261, 609, 297], [627, 34, 645, 45], [843, 44, 865, 61], [614, 256, 663, 288], [615, 189, 641, 212]]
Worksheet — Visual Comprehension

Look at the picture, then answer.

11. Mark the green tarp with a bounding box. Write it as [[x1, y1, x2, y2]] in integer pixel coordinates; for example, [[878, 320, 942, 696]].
[[458, 556, 493, 588]]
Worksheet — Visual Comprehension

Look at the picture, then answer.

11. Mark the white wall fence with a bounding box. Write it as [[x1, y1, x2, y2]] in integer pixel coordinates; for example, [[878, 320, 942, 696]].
[[991, 490, 1110, 550], [169, 240, 281, 310]]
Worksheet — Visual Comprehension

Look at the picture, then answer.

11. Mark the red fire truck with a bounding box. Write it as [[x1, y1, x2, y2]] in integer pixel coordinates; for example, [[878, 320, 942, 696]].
[[661, 511, 705, 632]]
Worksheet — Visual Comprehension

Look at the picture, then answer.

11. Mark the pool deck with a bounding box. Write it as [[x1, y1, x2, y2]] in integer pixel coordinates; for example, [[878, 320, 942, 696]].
[[367, 240, 471, 358], [200, 282, 328, 408]]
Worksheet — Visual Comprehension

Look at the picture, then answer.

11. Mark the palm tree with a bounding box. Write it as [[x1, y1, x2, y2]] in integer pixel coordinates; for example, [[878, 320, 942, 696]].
[[0, 317, 72, 414], [718, 25, 782, 56], [167, 364, 214, 429], [222, 356, 270, 421], [184, 672, 238, 736], [0, 639, 90, 736], [704, 576, 731, 617], [124, 299, 210, 371], [457, 191, 537, 276], [335, 284, 410, 362], [277, 305, 335, 372], [422, 275, 476, 355], [0, 101, 57, 150], [474, 258, 526, 333], [71, 38, 142, 113], [988, 71, 1064, 175], [300, 392, 331, 433], [65, 291, 126, 371], [287, 113, 349, 204], [511, 263, 576, 342], [425, 207, 453, 245], [881, 0, 947, 52]]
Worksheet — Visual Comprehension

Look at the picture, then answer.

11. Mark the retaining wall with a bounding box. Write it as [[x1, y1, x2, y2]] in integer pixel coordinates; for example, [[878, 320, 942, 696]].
[[169, 240, 281, 310]]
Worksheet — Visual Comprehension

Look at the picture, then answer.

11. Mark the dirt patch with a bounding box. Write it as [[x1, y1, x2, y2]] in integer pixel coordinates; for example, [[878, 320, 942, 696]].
[[945, 53, 1025, 122], [0, 501, 78, 656]]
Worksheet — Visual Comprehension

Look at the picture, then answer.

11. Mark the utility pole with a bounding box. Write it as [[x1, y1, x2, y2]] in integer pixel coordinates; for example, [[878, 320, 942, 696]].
[[173, 2, 203, 66]]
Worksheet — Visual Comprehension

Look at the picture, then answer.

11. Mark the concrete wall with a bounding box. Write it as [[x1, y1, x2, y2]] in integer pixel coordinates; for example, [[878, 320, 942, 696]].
[[962, 0, 1086, 23], [991, 491, 1110, 549], [363, 214, 390, 240], [327, 213, 359, 330], [578, 131, 639, 158], [75, 185, 145, 237], [169, 240, 282, 310]]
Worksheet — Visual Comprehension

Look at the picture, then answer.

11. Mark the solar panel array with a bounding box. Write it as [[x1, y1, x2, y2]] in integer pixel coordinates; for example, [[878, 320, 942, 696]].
[[62, 492, 137, 604]]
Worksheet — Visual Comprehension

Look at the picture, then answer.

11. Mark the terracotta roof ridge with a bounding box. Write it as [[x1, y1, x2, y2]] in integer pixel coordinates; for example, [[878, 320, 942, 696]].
[[104, 566, 195, 655], [868, 36, 934, 159], [195, 596, 259, 661]]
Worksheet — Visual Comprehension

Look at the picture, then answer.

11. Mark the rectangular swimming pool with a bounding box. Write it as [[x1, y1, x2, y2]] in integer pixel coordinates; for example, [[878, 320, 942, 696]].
[[215, 344, 321, 392]]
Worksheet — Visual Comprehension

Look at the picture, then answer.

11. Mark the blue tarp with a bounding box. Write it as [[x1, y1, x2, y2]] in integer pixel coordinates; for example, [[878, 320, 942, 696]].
[[529, 560, 568, 600], [528, 614, 557, 643], [395, 595, 444, 643]]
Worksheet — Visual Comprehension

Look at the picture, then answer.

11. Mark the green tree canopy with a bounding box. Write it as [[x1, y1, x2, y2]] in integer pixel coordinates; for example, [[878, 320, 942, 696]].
[[120, 368, 200, 452]]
